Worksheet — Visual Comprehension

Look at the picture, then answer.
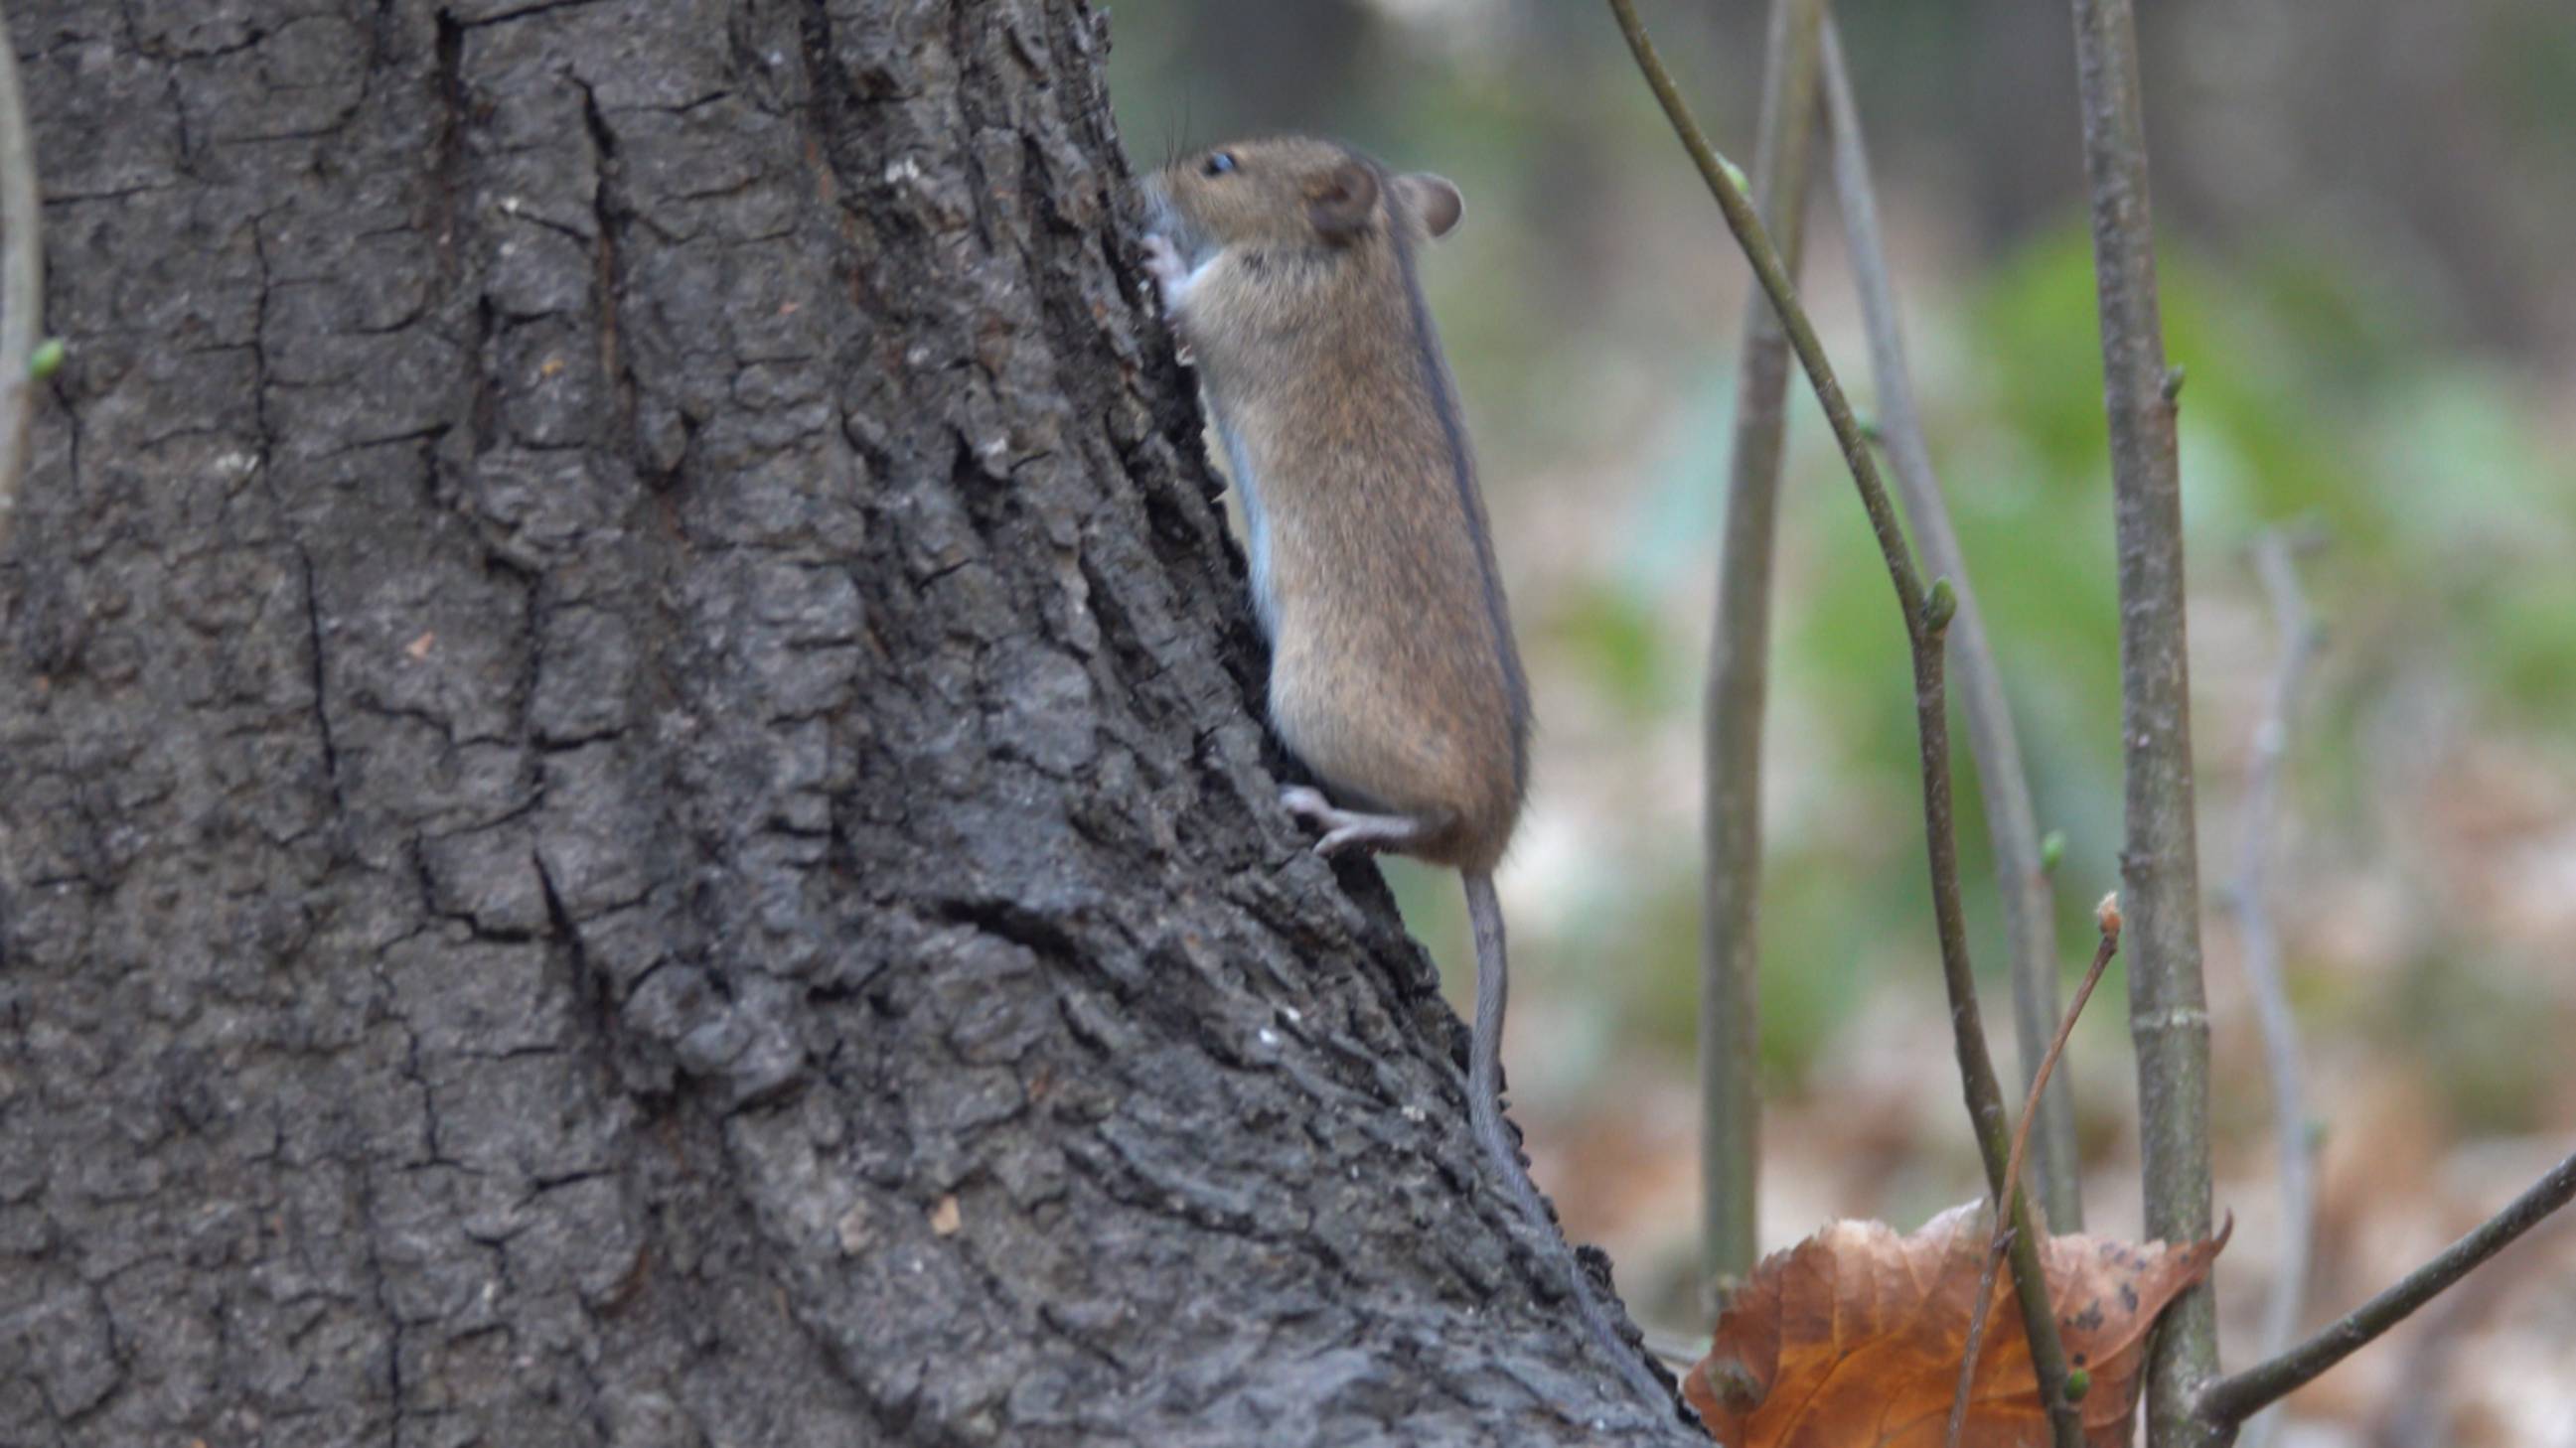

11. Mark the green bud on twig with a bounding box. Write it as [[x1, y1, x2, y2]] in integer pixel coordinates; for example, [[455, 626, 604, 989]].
[[1922, 576, 1957, 634], [2063, 1367, 2091, 1401], [28, 336, 64, 380], [1718, 153, 1749, 199]]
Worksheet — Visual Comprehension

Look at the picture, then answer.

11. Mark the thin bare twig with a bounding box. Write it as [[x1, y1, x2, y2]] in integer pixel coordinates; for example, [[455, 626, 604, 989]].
[[2370, 1207, 2576, 1448], [1948, 898, 2121, 1448], [2064, 2, 2219, 1439], [2001, 904, 2122, 1311], [0, 0, 47, 551], [2228, 529, 2325, 1448], [1703, 0, 1827, 1304], [1603, 5, 2079, 1443], [1950, 1225, 2068, 1441], [1819, 18, 2081, 1230], [1945, 1224, 2018, 1448], [2197, 1149, 2576, 1426]]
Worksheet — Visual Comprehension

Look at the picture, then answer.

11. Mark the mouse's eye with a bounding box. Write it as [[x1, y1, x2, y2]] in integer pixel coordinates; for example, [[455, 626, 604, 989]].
[[1202, 151, 1237, 177]]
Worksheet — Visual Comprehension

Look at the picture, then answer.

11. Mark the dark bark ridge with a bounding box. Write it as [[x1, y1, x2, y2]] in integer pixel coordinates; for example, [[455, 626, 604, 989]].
[[0, 2, 1684, 1444]]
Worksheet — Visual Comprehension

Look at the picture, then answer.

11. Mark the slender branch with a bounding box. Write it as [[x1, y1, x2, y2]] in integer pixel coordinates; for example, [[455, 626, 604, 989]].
[[1603, 7, 2078, 1442], [0, 0, 47, 552], [2001, 897, 2121, 1274], [1819, 19, 2081, 1230], [2197, 1149, 2576, 1426], [2227, 529, 2324, 1448], [1949, 898, 2121, 1448], [1911, 614, 2083, 1448], [1701, 0, 1826, 1306], [1944, 1225, 2016, 1448], [2064, 3, 2218, 1441], [2369, 1206, 2576, 1448]]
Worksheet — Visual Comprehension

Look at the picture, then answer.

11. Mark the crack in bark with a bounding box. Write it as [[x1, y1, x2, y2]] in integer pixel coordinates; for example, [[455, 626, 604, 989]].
[[431, 10, 468, 282], [458, 0, 615, 29], [571, 74, 637, 472]]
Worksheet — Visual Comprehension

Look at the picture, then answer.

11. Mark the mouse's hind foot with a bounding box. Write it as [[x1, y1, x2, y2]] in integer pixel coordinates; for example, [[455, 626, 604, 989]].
[[1281, 786, 1435, 858]]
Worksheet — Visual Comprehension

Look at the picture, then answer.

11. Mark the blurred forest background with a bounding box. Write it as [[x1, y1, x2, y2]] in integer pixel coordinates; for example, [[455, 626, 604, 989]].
[[1109, 2, 2576, 1442]]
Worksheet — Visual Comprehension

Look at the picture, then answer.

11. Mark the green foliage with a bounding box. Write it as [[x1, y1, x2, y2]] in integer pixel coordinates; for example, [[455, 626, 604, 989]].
[[1753, 862, 1880, 1089], [1544, 584, 1675, 720], [1716, 218, 2575, 1103]]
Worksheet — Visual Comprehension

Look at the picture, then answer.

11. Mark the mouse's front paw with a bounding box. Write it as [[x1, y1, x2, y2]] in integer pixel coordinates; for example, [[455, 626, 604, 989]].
[[1140, 233, 1190, 309]]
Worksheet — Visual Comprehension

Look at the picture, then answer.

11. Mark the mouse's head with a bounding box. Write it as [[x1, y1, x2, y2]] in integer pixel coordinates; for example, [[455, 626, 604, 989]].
[[1140, 136, 1461, 271]]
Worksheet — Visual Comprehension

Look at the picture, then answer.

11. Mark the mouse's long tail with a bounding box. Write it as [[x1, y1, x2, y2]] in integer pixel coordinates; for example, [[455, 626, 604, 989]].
[[1462, 871, 1678, 1417]]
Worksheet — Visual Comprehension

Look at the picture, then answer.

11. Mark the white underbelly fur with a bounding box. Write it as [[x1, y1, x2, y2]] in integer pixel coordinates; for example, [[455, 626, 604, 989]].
[[1212, 416, 1278, 643]]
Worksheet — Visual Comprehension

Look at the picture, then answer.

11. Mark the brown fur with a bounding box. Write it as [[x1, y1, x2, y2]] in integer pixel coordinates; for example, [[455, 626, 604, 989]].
[[1144, 138, 1529, 874]]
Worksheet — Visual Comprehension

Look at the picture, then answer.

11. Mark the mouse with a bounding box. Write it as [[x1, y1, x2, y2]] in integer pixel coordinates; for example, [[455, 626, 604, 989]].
[[1138, 135, 1673, 1414]]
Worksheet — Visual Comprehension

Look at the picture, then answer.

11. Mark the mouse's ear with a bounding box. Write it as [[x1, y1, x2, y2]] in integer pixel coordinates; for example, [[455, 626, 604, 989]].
[[1306, 159, 1381, 240], [1393, 173, 1463, 239]]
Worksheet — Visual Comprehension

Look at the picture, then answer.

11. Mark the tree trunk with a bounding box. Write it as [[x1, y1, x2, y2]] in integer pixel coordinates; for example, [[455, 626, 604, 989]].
[[0, 2, 1688, 1444]]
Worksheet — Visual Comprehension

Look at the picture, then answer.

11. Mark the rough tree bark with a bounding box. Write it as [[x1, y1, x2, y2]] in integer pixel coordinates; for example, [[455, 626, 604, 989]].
[[0, 3, 1690, 1444]]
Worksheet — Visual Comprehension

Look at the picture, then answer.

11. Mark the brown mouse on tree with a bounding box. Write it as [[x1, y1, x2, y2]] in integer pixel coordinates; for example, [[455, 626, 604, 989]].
[[1139, 136, 1673, 1414]]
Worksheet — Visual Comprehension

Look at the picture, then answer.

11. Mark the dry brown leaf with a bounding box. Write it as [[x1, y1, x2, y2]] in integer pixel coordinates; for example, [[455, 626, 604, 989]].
[[1684, 1202, 2228, 1447]]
